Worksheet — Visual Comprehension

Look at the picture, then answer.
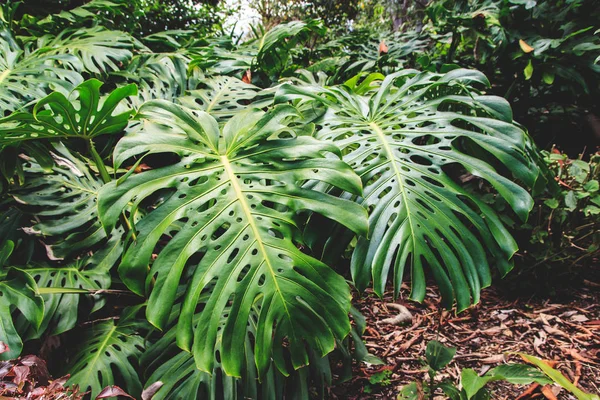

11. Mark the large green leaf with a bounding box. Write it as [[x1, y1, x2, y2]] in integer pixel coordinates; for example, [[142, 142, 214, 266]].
[[114, 53, 192, 106], [0, 29, 82, 112], [99, 103, 368, 377], [178, 75, 271, 123], [65, 317, 145, 399], [0, 79, 136, 146], [142, 305, 331, 400], [0, 242, 43, 360], [12, 143, 124, 269], [19, 259, 111, 339], [36, 27, 136, 74], [277, 69, 542, 311]]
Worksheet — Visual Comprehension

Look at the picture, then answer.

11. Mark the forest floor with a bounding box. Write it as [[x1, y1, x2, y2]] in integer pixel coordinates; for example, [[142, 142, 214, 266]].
[[330, 280, 600, 399]]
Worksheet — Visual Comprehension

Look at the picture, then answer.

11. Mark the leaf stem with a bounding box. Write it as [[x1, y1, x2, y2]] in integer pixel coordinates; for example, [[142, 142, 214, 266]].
[[88, 139, 111, 184]]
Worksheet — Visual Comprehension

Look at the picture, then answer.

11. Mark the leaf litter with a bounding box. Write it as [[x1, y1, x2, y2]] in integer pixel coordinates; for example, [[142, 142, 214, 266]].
[[330, 283, 599, 399]]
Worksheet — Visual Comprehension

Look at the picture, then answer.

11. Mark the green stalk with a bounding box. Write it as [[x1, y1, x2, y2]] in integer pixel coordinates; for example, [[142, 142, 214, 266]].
[[88, 139, 111, 184]]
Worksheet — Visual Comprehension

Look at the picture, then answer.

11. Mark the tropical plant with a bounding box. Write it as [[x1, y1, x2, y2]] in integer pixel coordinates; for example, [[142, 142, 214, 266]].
[[423, 0, 600, 153], [0, 2, 553, 399], [278, 69, 544, 311]]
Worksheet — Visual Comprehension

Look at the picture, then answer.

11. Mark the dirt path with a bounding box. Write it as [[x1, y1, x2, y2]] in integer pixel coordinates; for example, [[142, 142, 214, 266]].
[[330, 282, 600, 399]]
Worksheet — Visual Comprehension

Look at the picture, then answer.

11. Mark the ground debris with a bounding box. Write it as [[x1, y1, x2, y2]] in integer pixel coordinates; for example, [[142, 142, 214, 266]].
[[331, 284, 600, 399]]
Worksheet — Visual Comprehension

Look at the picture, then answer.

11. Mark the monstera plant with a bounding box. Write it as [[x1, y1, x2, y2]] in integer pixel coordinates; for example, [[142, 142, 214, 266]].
[[277, 69, 543, 311], [0, 2, 547, 398]]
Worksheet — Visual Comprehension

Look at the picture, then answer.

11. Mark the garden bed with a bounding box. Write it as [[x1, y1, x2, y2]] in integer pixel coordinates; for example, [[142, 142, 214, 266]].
[[331, 281, 600, 399]]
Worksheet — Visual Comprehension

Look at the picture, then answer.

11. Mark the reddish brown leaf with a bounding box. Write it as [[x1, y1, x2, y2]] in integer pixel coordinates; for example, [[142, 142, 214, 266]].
[[96, 385, 135, 399], [19, 355, 50, 385], [516, 383, 540, 400], [540, 385, 559, 400], [0, 341, 9, 354], [379, 41, 388, 55], [12, 365, 30, 386], [142, 381, 164, 400], [242, 69, 252, 84]]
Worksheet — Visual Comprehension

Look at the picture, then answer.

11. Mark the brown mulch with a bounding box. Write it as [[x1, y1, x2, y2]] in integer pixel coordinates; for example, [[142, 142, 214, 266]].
[[330, 281, 600, 399]]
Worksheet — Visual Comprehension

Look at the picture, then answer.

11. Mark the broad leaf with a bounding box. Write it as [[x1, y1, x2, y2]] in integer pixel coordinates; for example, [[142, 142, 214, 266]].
[[20, 259, 110, 339], [36, 27, 136, 74], [0, 79, 136, 146], [65, 318, 145, 399], [426, 340, 456, 371], [0, 245, 44, 360], [114, 53, 192, 107], [178, 76, 271, 123], [488, 363, 551, 385], [142, 305, 331, 400], [12, 143, 124, 269], [461, 368, 493, 399], [277, 69, 542, 311], [0, 29, 82, 112], [99, 103, 368, 377]]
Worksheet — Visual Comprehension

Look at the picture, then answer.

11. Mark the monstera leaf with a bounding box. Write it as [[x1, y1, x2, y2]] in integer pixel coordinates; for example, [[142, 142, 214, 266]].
[[115, 53, 192, 107], [178, 76, 271, 123], [143, 304, 333, 400], [99, 102, 368, 377], [65, 316, 145, 398], [277, 69, 542, 311], [19, 259, 111, 339], [12, 143, 124, 269], [0, 241, 43, 360], [0, 29, 82, 112], [0, 79, 136, 146], [36, 27, 136, 74]]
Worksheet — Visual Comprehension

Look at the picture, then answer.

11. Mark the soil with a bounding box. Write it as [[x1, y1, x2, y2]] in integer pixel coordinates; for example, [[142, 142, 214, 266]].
[[329, 281, 600, 399]]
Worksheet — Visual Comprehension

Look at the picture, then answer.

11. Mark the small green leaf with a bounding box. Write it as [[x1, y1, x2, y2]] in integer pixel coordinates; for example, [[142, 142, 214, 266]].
[[524, 60, 534, 80], [584, 205, 600, 216], [583, 180, 599, 192], [398, 382, 422, 400], [542, 71, 555, 84], [544, 198, 559, 209], [564, 191, 578, 211], [461, 368, 494, 399], [0, 79, 136, 146], [426, 340, 456, 371]]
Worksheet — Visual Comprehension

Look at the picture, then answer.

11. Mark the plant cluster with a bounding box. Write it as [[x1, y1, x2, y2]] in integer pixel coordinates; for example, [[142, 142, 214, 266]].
[[0, 1, 560, 399], [507, 149, 599, 286], [398, 340, 600, 400]]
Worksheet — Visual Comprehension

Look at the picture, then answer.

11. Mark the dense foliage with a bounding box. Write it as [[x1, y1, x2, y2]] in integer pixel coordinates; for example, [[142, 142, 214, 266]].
[[0, 0, 596, 399]]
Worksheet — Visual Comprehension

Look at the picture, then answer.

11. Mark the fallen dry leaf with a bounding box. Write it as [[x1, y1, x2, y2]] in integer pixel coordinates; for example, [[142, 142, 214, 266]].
[[96, 385, 135, 399], [540, 384, 558, 400], [379, 40, 388, 55], [242, 69, 252, 84], [519, 39, 534, 53]]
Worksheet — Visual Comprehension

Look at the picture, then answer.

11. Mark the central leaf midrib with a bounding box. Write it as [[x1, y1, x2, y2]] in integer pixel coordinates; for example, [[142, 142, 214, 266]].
[[368, 121, 417, 247], [77, 324, 116, 386], [220, 155, 292, 319], [0, 69, 11, 85], [206, 80, 233, 113]]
